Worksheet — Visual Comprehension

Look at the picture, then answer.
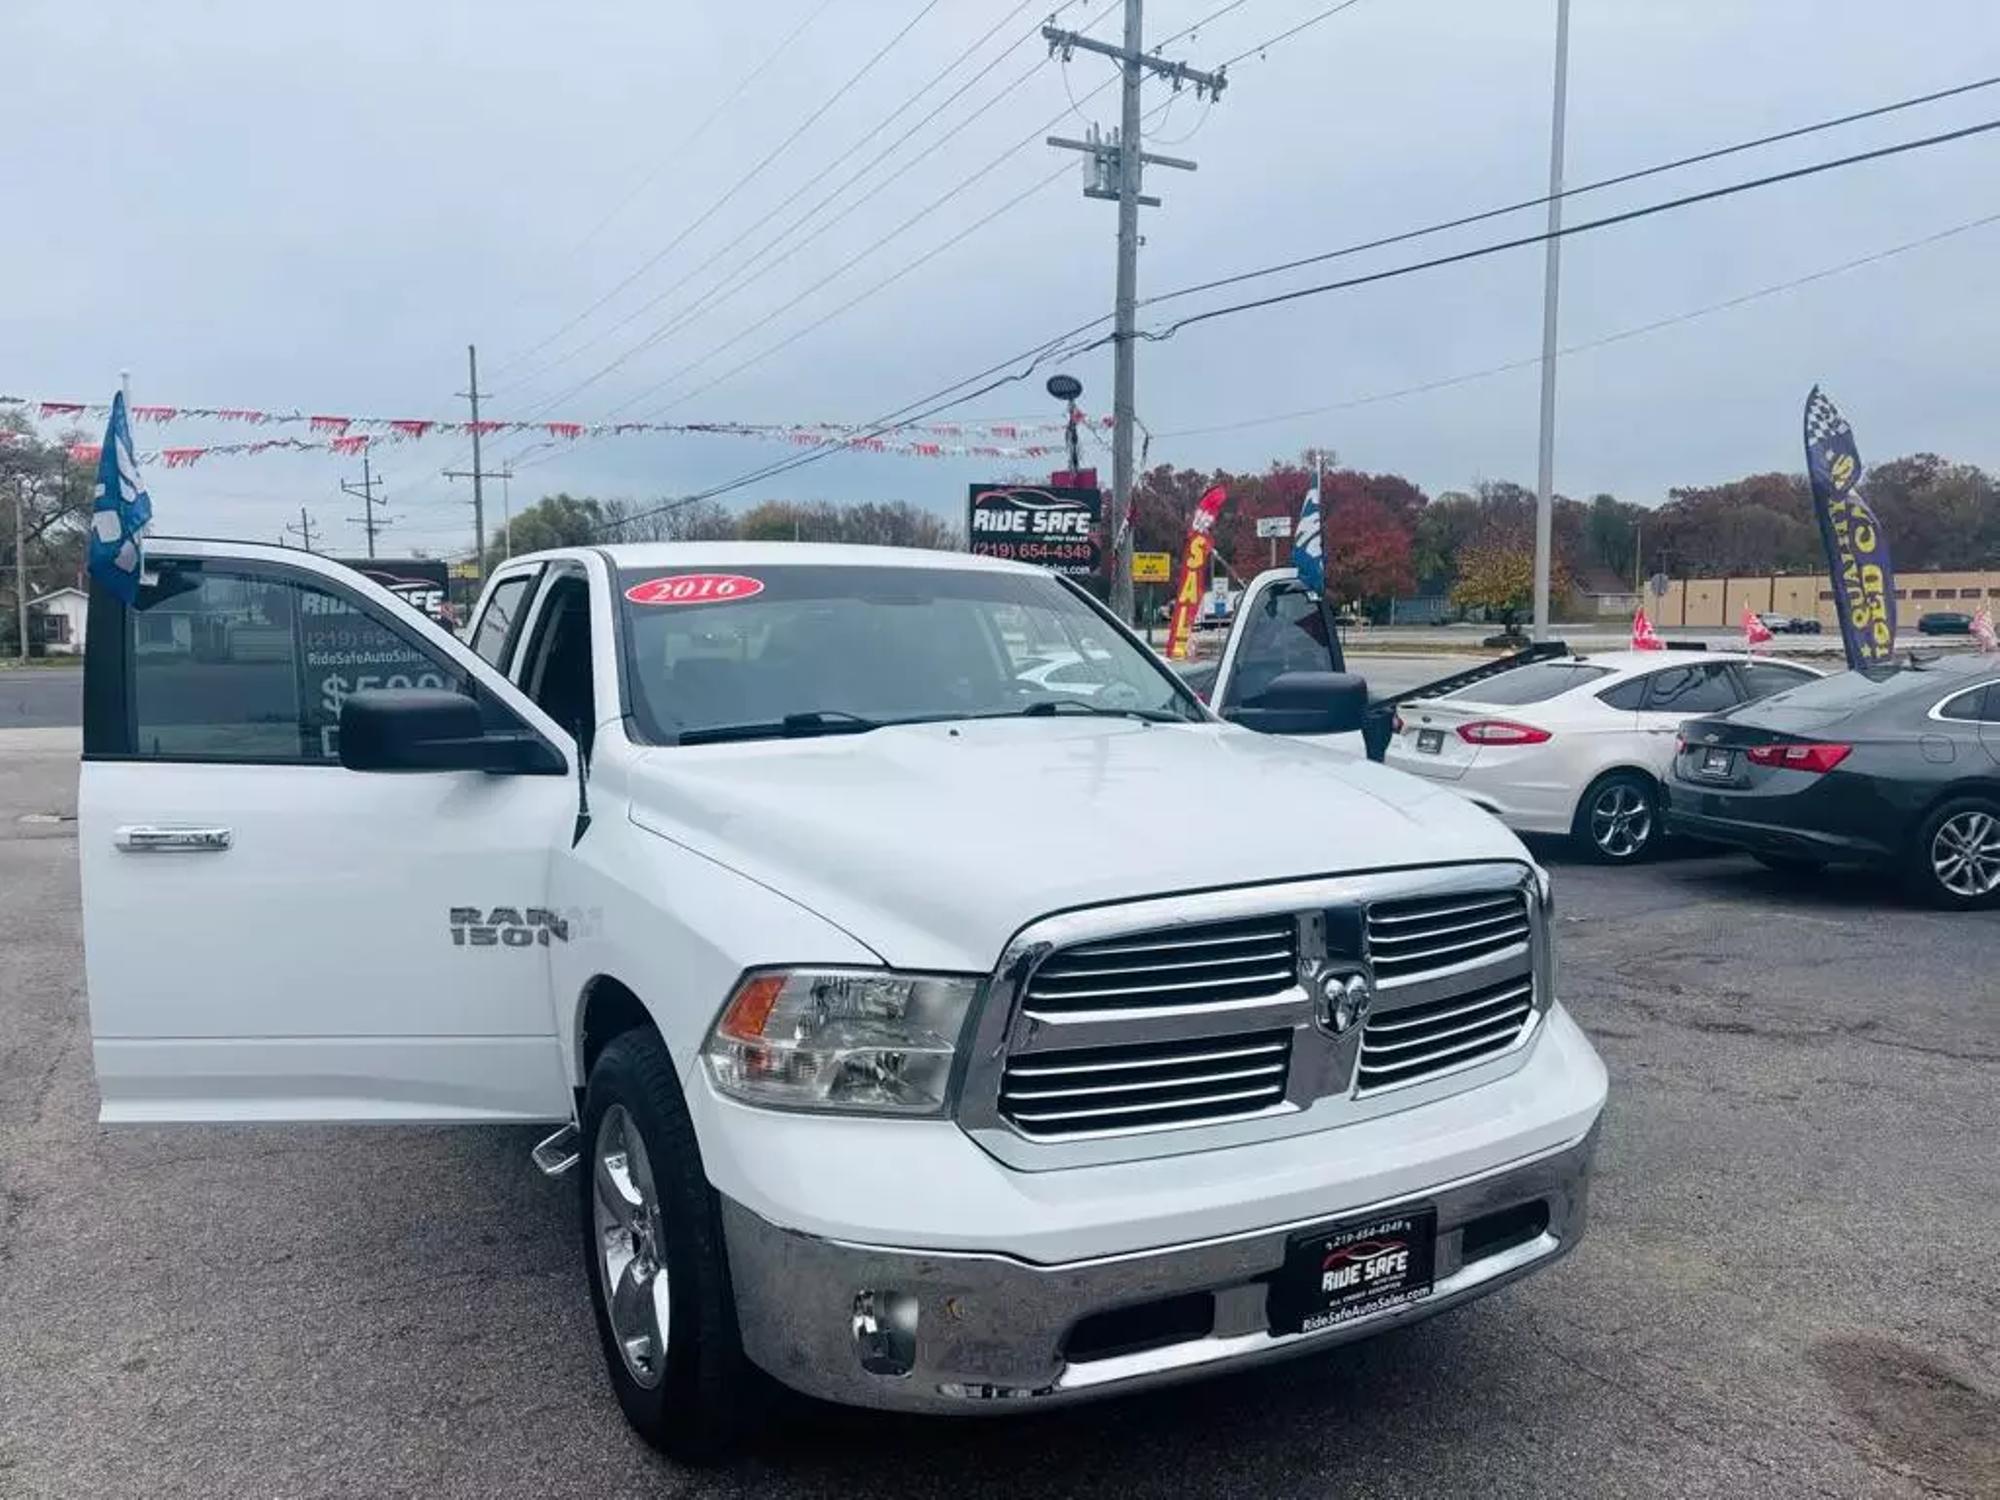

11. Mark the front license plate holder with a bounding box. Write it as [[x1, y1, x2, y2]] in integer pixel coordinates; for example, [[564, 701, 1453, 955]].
[[1269, 1208, 1437, 1336], [1416, 728, 1444, 755]]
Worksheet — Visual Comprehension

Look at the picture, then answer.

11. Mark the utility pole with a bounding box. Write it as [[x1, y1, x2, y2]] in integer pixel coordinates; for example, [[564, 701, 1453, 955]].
[[444, 462, 513, 561], [285, 506, 320, 553], [1044, 4, 1226, 624], [457, 344, 489, 577], [340, 453, 388, 558], [13, 479, 27, 664], [1531, 0, 1571, 640]]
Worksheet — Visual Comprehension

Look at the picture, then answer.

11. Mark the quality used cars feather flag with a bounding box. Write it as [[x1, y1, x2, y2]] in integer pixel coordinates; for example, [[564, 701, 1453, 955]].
[[1803, 387, 1896, 669], [88, 392, 153, 605]]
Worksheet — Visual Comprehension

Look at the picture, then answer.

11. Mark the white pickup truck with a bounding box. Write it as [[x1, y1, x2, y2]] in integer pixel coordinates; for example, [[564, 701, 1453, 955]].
[[78, 538, 1606, 1458]]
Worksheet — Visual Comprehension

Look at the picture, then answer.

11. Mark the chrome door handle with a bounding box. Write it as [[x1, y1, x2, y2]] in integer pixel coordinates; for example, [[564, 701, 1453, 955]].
[[114, 825, 233, 853]]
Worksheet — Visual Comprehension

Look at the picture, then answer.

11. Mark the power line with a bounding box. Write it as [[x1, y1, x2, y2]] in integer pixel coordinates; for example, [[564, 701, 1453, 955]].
[[492, 0, 1065, 403], [482, 0, 841, 379], [486, 0, 950, 391], [594, 111, 2000, 522], [1141, 114, 2000, 340], [1154, 209, 2000, 439], [1141, 69, 2000, 312], [1218, 0, 1368, 66]]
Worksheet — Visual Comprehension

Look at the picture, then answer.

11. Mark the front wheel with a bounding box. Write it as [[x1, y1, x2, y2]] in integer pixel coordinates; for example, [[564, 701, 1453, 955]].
[[1572, 771, 1660, 863], [579, 1028, 757, 1461], [1908, 797, 2000, 910]]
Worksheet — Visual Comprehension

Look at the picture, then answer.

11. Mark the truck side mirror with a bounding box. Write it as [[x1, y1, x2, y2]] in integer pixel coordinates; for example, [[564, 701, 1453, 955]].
[[1223, 670, 1369, 736], [339, 689, 563, 774]]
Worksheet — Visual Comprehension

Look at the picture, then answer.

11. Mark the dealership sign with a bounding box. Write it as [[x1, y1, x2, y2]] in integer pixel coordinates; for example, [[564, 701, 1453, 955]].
[[966, 483, 1101, 576]]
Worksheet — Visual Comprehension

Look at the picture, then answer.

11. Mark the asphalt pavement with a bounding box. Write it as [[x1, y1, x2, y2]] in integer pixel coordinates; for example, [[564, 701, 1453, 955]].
[[0, 729, 1994, 1499], [0, 668, 82, 730]]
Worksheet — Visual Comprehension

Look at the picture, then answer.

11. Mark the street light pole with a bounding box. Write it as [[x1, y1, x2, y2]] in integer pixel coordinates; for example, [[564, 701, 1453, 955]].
[[1532, 0, 1570, 641]]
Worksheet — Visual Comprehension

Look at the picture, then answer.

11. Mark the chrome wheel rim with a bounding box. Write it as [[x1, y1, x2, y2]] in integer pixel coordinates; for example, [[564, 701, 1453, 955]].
[[1931, 810, 2000, 897], [592, 1104, 670, 1388], [1591, 784, 1652, 858]]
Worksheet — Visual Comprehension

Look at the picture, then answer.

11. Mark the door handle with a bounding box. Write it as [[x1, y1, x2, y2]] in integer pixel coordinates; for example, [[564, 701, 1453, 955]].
[[114, 825, 233, 853]]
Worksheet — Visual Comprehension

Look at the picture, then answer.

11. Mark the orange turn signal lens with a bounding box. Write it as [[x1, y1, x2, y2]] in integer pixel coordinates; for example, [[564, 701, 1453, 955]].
[[717, 974, 787, 1042]]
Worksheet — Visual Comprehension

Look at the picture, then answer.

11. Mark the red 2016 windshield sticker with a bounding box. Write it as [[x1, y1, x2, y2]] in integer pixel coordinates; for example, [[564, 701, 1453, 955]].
[[624, 573, 765, 606]]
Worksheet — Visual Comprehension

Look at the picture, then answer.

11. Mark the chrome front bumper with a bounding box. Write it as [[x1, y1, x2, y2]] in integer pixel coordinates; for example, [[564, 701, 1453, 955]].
[[722, 1124, 1597, 1413]]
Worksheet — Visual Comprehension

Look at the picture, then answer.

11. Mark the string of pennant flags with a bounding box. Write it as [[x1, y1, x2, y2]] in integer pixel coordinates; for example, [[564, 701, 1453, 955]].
[[0, 394, 1106, 470]]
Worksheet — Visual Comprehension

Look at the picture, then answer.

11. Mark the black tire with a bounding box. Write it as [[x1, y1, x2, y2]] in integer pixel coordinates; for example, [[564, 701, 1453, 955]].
[[1752, 852, 1823, 876], [1906, 796, 2000, 911], [1571, 770, 1660, 864], [579, 1027, 756, 1462]]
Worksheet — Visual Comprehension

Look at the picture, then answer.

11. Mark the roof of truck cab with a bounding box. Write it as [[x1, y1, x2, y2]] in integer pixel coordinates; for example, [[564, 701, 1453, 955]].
[[521, 542, 1039, 574]]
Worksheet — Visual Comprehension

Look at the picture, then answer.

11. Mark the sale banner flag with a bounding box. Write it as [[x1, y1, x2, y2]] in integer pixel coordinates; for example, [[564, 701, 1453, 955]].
[[1166, 484, 1228, 662]]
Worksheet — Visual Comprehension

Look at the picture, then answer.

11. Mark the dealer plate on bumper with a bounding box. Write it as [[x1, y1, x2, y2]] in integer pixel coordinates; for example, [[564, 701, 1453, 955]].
[[1269, 1208, 1437, 1336]]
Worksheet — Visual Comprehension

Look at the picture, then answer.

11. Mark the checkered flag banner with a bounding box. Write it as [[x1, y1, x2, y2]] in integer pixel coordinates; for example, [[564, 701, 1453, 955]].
[[1803, 385, 1862, 497], [1802, 385, 1896, 668], [88, 392, 154, 606]]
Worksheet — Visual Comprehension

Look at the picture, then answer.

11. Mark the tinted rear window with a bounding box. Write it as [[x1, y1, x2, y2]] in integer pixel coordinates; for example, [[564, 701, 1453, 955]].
[[1447, 661, 1610, 705]]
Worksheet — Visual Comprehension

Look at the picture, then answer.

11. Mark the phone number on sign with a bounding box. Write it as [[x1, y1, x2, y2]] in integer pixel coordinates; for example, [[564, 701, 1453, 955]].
[[972, 540, 1099, 568]]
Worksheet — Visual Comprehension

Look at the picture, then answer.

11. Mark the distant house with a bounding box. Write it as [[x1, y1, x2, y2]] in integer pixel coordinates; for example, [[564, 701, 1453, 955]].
[[29, 587, 88, 655], [1574, 567, 1639, 617]]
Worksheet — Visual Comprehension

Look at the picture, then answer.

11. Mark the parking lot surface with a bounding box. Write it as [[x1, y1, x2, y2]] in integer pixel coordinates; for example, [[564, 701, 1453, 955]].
[[1, 728, 1994, 1499]]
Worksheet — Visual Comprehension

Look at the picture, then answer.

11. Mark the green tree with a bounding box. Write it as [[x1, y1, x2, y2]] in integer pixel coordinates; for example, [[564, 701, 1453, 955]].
[[0, 414, 94, 653], [484, 492, 605, 573]]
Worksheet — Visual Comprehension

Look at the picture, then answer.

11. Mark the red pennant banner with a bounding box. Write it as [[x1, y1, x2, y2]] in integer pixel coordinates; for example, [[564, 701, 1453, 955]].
[[40, 401, 85, 419], [329, 434, 369, 454], [216, 408, 264, 422], [68, 442, 101, 463], [308, 415, 351, 435], [544, 421, 584, 439], [466, 420, 502, 436], [389, 419, 432, 439], [161, 447, 206, 468], [131, 405, 178, 422]]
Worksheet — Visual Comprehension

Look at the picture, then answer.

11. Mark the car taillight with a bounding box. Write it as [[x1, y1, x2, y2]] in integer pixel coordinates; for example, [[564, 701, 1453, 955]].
[[1392, 711, 1406, 734], [1456, 719, 1552, 745], [1745, 741, 1851, 773]]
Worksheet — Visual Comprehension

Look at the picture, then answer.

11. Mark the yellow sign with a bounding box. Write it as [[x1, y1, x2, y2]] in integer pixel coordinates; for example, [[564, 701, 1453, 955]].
[[1132, 551, 1172, 583]]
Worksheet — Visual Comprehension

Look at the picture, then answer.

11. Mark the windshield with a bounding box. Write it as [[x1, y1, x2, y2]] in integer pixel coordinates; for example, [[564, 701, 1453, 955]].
[[1447, 661, 1611, 705], [617, 563, 1203, 744]]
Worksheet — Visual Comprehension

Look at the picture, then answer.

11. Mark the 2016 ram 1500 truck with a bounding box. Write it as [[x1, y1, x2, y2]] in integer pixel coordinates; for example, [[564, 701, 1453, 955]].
[[78, 539, 1606, 1458]]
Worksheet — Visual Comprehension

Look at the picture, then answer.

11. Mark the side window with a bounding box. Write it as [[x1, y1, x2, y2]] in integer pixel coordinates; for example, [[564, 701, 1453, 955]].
[[1595, 677, 1648, 710], [128, 564, 464, 762], [1641, 663, 1740, 714], [1737, 663, 1814, 702], [1221, 585, 1336, 710], [1936, 684, 1996, 723], [519, 577, 597, 752], [470, 574, 534, 667]]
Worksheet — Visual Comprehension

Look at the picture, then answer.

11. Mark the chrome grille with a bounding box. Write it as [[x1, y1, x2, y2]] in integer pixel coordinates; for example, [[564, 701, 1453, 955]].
[[1022, 916, 1298, 1017], [1366, 889, 1530, 984], [999, 1030, 1292, 1136], [1357, 974, 1534, 1093]]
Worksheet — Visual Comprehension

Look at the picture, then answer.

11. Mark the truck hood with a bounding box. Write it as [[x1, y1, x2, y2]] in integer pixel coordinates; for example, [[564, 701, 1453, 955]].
[[625, 718, 1528, 971]]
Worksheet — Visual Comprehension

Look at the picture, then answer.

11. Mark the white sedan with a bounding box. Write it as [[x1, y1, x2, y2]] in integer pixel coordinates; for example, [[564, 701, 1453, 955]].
[[1383, 650, 1822, 862]]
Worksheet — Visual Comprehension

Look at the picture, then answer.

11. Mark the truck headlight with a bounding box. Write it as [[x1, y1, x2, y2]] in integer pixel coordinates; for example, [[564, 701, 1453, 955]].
[[703, 969, 978, 1116]]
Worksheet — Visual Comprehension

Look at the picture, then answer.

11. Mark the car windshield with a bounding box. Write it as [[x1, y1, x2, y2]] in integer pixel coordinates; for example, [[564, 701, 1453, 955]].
[[1447, 661, 1611, 705], [617, 563, 1203, 744]]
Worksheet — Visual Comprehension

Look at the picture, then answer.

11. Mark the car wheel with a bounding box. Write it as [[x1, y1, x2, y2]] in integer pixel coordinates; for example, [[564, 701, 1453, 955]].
[[580, 1027, 756, 1461], [1573, 771, 1659, 863], [1909, 797, 2000, 910], [1752, 852, 1823, 876]]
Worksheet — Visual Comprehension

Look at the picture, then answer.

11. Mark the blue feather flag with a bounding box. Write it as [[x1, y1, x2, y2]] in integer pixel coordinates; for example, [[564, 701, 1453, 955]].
[[1293, 474, 1325, 596], [89, 392, 153, 604]]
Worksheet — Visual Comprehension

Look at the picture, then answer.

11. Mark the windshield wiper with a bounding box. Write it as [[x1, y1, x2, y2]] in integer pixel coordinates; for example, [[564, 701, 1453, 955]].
[[1008, 698, 1186, 723], [677, 710, 884, 746]]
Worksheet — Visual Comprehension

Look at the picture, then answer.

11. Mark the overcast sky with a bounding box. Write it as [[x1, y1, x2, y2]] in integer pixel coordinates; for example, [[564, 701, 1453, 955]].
[[6, 0, 1998, 556]]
